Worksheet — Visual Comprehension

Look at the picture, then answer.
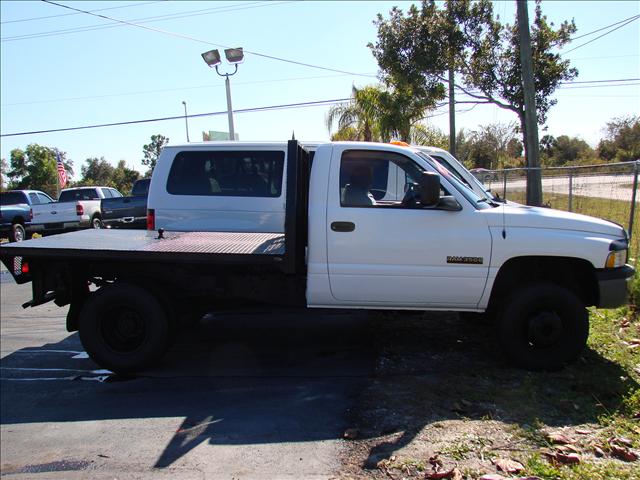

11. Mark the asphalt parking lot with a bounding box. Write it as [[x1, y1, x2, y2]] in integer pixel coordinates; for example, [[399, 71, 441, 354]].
[[0, 272, 374, 479]]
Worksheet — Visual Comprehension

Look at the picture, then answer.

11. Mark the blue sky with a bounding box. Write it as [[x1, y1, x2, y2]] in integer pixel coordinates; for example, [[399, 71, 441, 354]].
[[1, 0, 639, 177]]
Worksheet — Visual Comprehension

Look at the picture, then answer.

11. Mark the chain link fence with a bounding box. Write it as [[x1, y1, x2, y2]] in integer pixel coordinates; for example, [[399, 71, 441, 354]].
[[480, 160, 640, 262]]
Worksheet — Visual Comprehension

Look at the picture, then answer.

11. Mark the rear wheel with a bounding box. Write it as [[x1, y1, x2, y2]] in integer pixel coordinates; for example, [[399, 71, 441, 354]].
[[91, 215, 103, 229], [496, 282, 588, 371], [9, 223, 26, 242], [78, 284, 170, 373]]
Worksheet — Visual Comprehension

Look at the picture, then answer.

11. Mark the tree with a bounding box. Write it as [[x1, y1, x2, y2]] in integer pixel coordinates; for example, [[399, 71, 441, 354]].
[[142, 134, 169, 176], [112, 160, 141, 194], [0, 157, 8, 191], [327, 83, 441, 143], [7, 144, 73, 197], [326, 85, 384, 142], [370, 0, 577, 187], [81, 157, 115, 186], [540, 135, 593, 165], [410, 124, 448, 149], [597, 115, 640, 162]]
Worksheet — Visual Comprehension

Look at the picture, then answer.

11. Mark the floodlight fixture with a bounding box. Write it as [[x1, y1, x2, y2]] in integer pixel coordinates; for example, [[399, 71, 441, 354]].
[[201, 49, 221, 67], [201, 46, 245, 141], [224, 48, 244, 64]]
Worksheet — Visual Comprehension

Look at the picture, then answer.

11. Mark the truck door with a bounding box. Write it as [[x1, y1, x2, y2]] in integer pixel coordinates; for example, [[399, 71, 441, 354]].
[[326, 146, 492, 308]]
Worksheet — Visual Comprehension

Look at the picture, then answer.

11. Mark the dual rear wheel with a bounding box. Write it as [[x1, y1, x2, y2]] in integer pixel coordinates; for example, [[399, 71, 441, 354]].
[[78, 284, 170, 373]]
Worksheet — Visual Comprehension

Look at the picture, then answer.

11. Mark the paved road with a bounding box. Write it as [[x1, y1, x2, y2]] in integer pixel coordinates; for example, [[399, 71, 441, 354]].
[[484, 173, 638, 202], [1, 274, 373, 479]]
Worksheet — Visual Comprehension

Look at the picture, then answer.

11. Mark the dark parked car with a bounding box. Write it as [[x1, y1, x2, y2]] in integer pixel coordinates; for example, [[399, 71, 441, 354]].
[[0, 190, 54, 242], [101, 178, 150, 229]]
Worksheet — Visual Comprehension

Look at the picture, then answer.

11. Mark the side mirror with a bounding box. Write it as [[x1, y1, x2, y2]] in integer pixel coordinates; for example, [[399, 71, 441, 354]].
[[436, 196, 463, 211], [419, 171, 440, 207]]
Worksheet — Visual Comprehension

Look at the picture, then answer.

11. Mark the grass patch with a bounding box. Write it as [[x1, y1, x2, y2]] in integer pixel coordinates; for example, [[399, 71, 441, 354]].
[[526, 453, 640, 480]]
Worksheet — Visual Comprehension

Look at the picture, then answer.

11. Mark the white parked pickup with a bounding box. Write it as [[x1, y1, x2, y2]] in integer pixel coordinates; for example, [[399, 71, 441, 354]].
[[30, 186, 122, 234], [1, 140, 634, 373]]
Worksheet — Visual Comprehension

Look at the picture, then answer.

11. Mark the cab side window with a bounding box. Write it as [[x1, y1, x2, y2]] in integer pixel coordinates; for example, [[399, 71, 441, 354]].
[[167, 150, 285, 197], [339, 150, 443, 208]]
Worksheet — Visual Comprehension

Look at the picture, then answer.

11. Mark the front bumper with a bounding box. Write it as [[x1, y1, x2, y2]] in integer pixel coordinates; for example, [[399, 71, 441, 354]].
[[596, 264, 635, 308]]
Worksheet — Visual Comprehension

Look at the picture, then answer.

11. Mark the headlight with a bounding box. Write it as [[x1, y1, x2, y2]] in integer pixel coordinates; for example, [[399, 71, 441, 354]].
[[605, 249, 627, 268]]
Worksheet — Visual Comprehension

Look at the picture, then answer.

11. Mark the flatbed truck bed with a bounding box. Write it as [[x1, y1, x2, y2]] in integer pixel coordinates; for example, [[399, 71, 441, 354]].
[[0, 229, 286, 266]]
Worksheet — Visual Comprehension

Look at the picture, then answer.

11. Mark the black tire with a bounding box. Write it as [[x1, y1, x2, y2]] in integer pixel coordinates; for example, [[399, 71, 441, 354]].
[[9, 223, 26, 242], [78, 283, 170, 373], [496, 283, 588, 371], [91, 215, 103, 229]]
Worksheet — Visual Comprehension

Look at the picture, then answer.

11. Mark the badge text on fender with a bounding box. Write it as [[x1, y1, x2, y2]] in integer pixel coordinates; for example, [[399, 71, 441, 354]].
[[447, 256, 483, 264]]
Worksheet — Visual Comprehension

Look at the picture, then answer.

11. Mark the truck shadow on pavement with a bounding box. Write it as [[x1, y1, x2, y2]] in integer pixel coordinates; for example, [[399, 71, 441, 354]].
[[1, 309, 635, 471]]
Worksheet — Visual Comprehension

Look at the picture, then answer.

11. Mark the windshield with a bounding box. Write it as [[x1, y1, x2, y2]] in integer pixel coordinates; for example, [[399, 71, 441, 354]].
[[427, 153, 495, 201], [415, 152, 494, 209]]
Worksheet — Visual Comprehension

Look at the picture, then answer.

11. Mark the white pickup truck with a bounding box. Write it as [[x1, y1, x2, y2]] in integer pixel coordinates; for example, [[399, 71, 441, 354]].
[[1, 140, 633, 374], [30, 186, 123, 234]]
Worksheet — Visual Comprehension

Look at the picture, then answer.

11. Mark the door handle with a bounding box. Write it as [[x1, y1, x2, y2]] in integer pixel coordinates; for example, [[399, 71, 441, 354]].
[[331, 221, 355, 232]]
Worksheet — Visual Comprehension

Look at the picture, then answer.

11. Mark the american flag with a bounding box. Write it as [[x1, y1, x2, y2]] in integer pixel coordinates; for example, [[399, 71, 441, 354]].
[[56, 152, 67, 188]]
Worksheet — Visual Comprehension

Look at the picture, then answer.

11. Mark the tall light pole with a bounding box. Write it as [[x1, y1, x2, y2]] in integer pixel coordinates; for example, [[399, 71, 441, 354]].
[[181, 101, 190, 142], [201, 47, 244, 141]]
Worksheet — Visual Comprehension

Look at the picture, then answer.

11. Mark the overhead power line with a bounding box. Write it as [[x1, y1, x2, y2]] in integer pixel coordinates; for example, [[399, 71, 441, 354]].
[[563, 15, 640, 55], [2, 72, 371, 108], [0, 98, 351, 138], [1, 76, 633, 109], [570, 14, 640, 41], [0, 1, 164, 24], [3, 1, 280, 41], [30, 1, 374, 78]]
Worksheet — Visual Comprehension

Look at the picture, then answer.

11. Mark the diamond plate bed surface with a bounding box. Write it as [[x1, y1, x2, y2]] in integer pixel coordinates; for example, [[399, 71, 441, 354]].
[[1, 229, 285, 256]]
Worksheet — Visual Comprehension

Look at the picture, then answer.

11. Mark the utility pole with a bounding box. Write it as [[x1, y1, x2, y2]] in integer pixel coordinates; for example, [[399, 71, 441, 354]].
[[447, 2, 456, 157], [517, 0, 542, 206], [448, 67, 456, 157], [181, 101, 190, 142]]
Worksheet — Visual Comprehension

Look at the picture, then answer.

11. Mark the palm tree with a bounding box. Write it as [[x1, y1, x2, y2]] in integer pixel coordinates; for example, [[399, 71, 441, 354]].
[[327, 83, 440, 143], [326, 85, 384, 142]]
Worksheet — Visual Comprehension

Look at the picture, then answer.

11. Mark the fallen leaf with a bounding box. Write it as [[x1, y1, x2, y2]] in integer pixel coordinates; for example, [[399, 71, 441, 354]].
[[610, 444, 638, 462], [575, 429, 592, 435], [629, 338, 640, 345], [594, 446, 605, 457], [478, 475, 506, 480], [547, 432, 573, 444], [343, 428, 358, 440], [555, 453, 580, 465], [563, 444, 582, 453], [492, 458, 524, 473], [425, 468, 457, 480], [612, 437, 633, 447]]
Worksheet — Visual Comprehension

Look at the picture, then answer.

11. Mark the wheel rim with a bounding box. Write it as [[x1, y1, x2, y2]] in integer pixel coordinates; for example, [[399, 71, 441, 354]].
[[100, 307, 146, 353], [13, 225, 25, 242], [92, 218, 102, 228], [527, 310, 563, 348]]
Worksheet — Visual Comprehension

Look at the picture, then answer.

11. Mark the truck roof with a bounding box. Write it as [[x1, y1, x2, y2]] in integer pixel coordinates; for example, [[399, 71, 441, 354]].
[[163, 140, 423, 153], [61, 186, 113, 191]]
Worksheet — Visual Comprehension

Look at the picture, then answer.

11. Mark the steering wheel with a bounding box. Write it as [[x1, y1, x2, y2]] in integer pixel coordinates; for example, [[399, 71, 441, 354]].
[[401, 183, 420, 208]]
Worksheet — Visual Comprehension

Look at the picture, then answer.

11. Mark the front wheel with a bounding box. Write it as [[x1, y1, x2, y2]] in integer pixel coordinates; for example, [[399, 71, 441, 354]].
[[78, 284, 170, 373], [496, 283, 588, 371]]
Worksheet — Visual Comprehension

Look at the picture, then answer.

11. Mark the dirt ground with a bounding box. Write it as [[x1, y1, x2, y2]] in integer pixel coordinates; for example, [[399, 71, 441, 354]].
[[335, 311, 640, 479]]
